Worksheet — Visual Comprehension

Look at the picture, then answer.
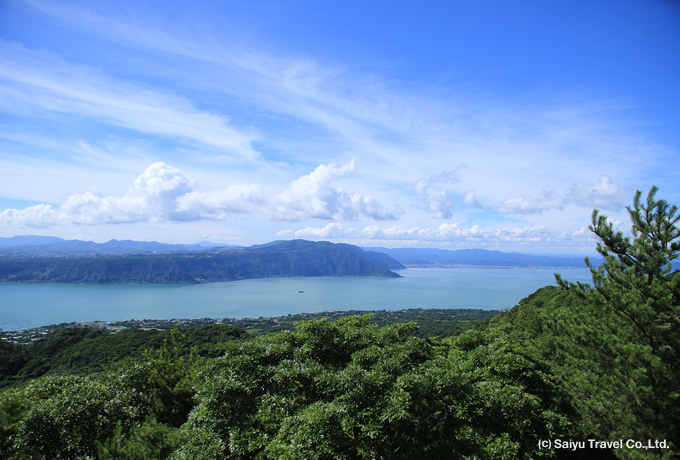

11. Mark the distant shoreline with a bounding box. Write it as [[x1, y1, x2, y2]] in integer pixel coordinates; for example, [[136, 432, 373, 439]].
[[400, 264, 589, 270], [0, 272, 403, 286], [0, 307, 502, 342], [0, 265, 590, 286]]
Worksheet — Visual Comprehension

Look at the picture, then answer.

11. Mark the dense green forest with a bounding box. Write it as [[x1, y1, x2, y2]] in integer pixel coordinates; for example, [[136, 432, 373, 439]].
[[0, 309, 498, 388], [0, 240, 403, 284], [0, 187, 677, 458]]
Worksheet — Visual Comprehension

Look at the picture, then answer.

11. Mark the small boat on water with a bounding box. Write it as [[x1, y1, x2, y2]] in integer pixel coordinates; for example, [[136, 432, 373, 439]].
[[298, 290, 304, 293]]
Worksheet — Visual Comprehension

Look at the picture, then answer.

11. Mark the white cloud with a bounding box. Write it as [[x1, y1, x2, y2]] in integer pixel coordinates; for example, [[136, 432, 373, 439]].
[[272, 160, 357, 220], [179, 158, 398, 222], [569, 175, 626, 211], [280, 222, 353, 239], [0, 204, 58, 229], [416, 185, 455, 218], [415, 166, 466, 218], [275, 221, 597, 252], [572, 226, 590, 237], [499, 190, 565, 214], [127, 162, 195, 222], [0, 161, 396, 228], [464, 190, 481, 207], [176, 185, 267, 219], [437, 222, 482, 238], [498, 176, 627, 215], [362, 223, 488, 241], [0, 163, 195, 226]]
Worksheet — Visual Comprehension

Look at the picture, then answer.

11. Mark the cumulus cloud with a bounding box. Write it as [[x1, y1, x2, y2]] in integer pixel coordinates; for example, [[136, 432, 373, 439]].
[[280, 222, 354, 239], [271, 160, 358, 220], [279, 221, 596, 250], [415, 165, 466, 218], [61, 162, 195, 224], [0, 204, 58, 229], [499, 176, 626, 214], [175, 184, 266, 219], [498, 190, 565, 214], [0, 163, 194, 226], [463, 190, 481, 207], [0, 160, 397, 227], [361, 223, 487, 241], [569, 175, 626, 210], [179, 159, 398, 222]]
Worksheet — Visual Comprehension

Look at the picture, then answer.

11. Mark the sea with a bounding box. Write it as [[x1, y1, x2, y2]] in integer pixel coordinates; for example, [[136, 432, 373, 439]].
[[0, 267, 593, 331]]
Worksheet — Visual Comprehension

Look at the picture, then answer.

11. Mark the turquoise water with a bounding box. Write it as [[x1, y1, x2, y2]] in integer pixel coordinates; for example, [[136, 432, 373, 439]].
[[0, 268, 593, 331]]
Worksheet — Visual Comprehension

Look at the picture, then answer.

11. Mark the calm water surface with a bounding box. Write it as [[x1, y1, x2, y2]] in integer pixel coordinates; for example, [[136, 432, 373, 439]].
[[0, 268, 593, 331]]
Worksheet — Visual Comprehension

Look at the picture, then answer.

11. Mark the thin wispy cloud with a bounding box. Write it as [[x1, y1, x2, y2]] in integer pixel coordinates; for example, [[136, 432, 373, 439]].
[[0, 41, 260, 160], [20, 0, 654, 182]]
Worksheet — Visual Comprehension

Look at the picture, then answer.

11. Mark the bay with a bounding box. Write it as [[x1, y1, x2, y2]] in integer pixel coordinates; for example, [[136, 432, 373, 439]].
[[0, 267, 593, 331]]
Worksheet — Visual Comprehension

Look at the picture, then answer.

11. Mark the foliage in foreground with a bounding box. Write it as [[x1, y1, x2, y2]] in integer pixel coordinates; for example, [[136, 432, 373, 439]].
[[175, 316, 576, 459], [0, 309, 497, 389], [0, 324, 248, 388], [0, 317, 579, 459], [1, 328, 196, 458]]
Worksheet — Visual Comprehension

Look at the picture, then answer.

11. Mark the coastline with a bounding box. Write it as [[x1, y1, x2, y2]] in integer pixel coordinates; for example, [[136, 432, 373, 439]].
[[0, 307, 501, 343]]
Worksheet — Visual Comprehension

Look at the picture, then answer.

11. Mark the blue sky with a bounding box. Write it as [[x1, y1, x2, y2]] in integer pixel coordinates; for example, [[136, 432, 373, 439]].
[[0, 0, 678, 254]]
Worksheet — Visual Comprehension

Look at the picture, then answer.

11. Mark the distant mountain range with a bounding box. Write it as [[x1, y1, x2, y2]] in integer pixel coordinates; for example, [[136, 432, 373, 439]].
[[0, 236, 596, 272], [363, 247, 593, 269], [0, 238, 403, 284], [0, 235, 228, 255]]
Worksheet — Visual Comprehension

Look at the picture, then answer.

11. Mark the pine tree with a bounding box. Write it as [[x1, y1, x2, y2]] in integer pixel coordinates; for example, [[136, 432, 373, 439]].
[[556, 186, 679, 456]]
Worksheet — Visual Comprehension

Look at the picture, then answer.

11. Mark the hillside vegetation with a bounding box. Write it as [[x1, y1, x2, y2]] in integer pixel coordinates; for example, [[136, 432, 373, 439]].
[[0, 309, 497, 388], [0, 187, 677, 458], [0, 240, 403, 284]]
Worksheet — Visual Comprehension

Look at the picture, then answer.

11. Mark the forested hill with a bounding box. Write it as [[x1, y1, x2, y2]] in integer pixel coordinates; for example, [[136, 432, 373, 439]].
[[0, 240, 403, 284]]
